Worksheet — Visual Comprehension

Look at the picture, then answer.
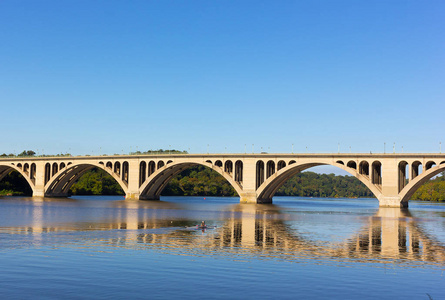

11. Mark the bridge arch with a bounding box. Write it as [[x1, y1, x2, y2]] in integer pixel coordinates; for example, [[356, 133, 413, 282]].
[[148, 161, 156, 176], [44, 162, 128, 197], [255, 161, 381, 203], [399, 163, 445, 204], [23, 163, 29, 174], [0, 163, 35, 193], [277, 160, 286, 171], [371, 161, 382, 188], [411, 161, 422, 179], [234, 160, 243, 184], [359, 161, 370, 177], [266, 161, 275, 179], [347, 161, 357, 170], [122, 161, 129, 183], [256, 160, 265, 189], [425, 161, 436, 171], [114, 162, 121, 175], [224, 160, 233, 174], [139, 161, 147, 186], [52, 163, 58, 176], [138, 160, 243, 200], [398, 161, 409, 192]]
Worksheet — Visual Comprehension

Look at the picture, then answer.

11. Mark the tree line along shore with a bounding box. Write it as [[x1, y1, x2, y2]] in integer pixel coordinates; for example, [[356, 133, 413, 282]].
[[1, 166, 444, 201]]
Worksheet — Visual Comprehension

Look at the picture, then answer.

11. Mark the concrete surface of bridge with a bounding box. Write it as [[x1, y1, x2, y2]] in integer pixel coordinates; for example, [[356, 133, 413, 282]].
[[1, 153, 445, 207]]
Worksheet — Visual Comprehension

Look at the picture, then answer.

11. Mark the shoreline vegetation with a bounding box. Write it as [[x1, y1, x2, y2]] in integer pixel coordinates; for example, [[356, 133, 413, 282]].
[[1, 167, 444, 201], [1, 150, 444, 201]]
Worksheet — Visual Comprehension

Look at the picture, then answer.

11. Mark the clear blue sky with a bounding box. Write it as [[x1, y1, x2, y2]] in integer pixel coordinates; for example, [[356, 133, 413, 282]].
[[1, 1, 444, 156]]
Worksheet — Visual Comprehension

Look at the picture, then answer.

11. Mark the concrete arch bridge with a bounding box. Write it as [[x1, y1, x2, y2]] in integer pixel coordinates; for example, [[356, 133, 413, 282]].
[[1, 153, 445, 207]]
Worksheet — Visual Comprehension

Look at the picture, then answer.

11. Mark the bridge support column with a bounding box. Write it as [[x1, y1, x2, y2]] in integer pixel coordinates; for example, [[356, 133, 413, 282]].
[[32, 161, 46, 197], [378, 161, 408, 208], [378, 196, 408, 208], [240, 193, 272, 204], [125, 192, 140, 200], [125, 160, 141, 200], [240, 192, 258, 204], [32, 189, 45, 197], [239, 158, 266, 204]]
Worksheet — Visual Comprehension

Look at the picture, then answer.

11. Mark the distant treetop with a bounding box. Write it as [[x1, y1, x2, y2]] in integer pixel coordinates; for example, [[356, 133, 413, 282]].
[[129, 149, 188, 155], [0, 149, 190, 158]]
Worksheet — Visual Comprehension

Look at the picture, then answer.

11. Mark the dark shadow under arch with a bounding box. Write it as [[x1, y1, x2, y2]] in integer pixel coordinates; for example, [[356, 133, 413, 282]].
[[0, 166, 33, 196], [45, 163, 127, 197], [257, 163, 320, 201], [411, 161, 422, 179], [359, 161, 369, 177], [347, 161, 357, 170], [256, 162, 380, 203], [400, 164, 445, 203], [139, 162, 242, 201], [277, 160, 286, 171], [398, 161, 409, 193], [425, 161, 436, 170], [69, 167, 125, 196]]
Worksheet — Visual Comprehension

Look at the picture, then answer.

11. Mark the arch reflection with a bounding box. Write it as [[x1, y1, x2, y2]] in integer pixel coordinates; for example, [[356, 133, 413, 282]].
[[124, 205, 445, 264], [4, 199, 445, 264]]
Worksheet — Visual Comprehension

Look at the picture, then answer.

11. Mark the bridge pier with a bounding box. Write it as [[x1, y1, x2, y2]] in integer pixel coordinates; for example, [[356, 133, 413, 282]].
[[125, 192, 141, 200], [32, 190, 45, 197], [32, 162, 46, 198], [378, 196, 408, 208], [239, 193, 258, 204]]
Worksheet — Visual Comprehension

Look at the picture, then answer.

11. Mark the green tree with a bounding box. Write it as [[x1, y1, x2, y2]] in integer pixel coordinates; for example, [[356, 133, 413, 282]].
[[17, 150, 36, 157], [0, 170, 33, 196]]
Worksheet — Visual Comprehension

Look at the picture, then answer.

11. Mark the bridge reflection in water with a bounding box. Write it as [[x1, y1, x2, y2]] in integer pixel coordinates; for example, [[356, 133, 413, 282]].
[[7, 199, 445, 265]]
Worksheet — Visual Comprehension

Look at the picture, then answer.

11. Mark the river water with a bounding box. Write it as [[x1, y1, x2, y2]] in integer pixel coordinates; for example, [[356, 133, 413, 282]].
[[0, 196, 444, 299]]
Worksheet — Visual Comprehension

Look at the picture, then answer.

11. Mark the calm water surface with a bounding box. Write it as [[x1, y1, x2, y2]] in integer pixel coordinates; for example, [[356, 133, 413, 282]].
[[0, 196, 444, 299]]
